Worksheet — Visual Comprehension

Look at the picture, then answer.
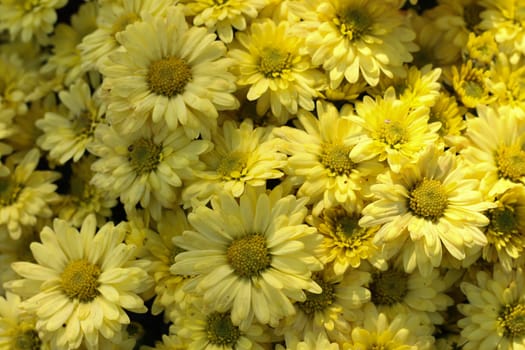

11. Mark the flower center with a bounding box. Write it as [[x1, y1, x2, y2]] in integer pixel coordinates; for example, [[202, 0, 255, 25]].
[[496, 145, 525, 182], [111, 12, 140, 36], [14, 329, 41, 350], [259, 47, 293, 78], [499, 303, 525, 338], [298, 276, 336, 315], [128, 138, 163, 175], [61, 259, 101, 303], [217, 152, 247, 180], [321, 143, 354, 176], [369, 270, 408, 306], [378, 120, 407, 149], [488, 206, 519, 236], [461, 80, 484, 99], [147, 56, 192, 97], [0, 177, 22, 206], [206, 312, 241, 347], [409, 178, 448, 221], [227, 234, 271, 278], [335, 7, 372, 41]]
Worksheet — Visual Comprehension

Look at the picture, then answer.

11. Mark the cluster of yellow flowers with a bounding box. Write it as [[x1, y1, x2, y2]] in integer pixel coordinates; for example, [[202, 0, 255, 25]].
[[0, 0, 524, 349]]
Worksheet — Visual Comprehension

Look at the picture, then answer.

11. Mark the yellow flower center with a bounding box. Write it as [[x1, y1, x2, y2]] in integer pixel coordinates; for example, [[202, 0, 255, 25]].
[[378, 120, 407, 148], [321, 143, 354, 176], [217, 152, 247, 180], [61, 259, 101, 303], [227, 234, 271, 278], [206, 312, 241, 347], [369, 270, 408, 306], [298, 276, 336, 315], [496, 145, 525, 182], [409, 178, 448, 221], [0, 177, 22, 206], [322, 207, 370, 247], [335, 7, 372, 41], [14, 329, 41, 350], [259, 48, 293, 78], [128, 138, 163, 175], [461, 80, 484, 99], [499, 303, 525, 338], [111, 12, 140, 36], [147, 56, 192, 97], [489, 206, 519, 236]]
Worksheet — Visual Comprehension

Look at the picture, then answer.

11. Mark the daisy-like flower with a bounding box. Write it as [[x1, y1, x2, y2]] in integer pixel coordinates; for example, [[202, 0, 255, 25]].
[[274, 100, 383, 216], [365, 265, 454, 326], [40, 2, 98, 88], [176, 300, 272, 350], [450, 60, 495, 108], [181, 0, 268, 43], [359, 145, 490, 277], [4, 215, 153, 350], [56, 156, 117, 228], [181, 119, 286, 208], [309, 205, 384, 276], [348, 87, 440, 173], [479, 0, 525, 64], [289, 0, 418, 87], [278, 269, 371, 343], [462, 31, 499, 69], [36, 79, 106, 164], [458, 264, 525, 349], [89, 123, 210, 220], [343, 304, 435, 350], [170, 186, 323, 330], [228, 19, 326, 119], [78, 0, 173, 71], [100, 5, 239, 139], [482, 186, 525, 271], [461, 104, 525, 196], [0, 292, 49, 349], [0, 0, 67, 43], [428, 92, 467, 148], [0, 149, 60, 240]]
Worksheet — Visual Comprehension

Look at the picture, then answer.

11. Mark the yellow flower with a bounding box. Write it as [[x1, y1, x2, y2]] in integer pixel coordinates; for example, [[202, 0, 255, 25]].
[[171, 186, 323, 330], [349, 87, 440, 173], [100, 5, 239, 139], [274, 100, 383, 215], [289, 0, 417, 87], [4, 215, 153, 349], [428, 92, 467, 147], [229, 19, 326, 119], [181, 119, 286, 209], [451, 60, 494, 108], [462, 31, 499, 69], [360, 145, 490, 277], [458, 264, 525, 349], [181, 0, 268, 43]]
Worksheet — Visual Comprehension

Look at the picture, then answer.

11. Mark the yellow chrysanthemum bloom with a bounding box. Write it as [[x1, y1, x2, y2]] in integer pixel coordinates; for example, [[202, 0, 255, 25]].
[[89, 123, 210, 220], [275, 331, 340, 350], [229, 19, 326, 119], [343, 304, 435, 350], [171, 186, 323, 330], [36, 79, 106, 164], [0, 53, 40, 116], [462, 31, 499, 69], [360, 145, 490, 277], [101, 5, 239, 139], [451, 60, 494, 109], [4, 215, 153, 350], [309, 205, 384, 275], [479, 0, 525, 64], [458, 265, 525, 349], [274, 100, 384, 216], [0, 0, 67, 43], [181, 0, 268, 43], [182, 119, 286, 209], [482, 187, 525, 271], [349, 87, 440, 173], [428, 92, 467, 148], [461, 105, 525, 196], [78, 0, 174, 71], [289, 0, 417, 87], [0, 149, 60, 240], [0, 292, 50, 349]]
